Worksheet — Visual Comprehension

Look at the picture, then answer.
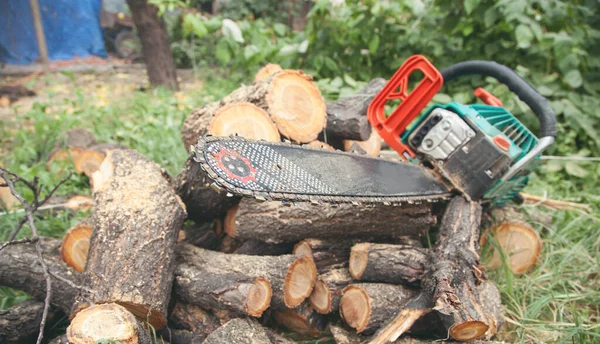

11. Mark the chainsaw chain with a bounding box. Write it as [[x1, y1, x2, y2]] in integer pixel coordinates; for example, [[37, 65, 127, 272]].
[[192, 135, 452, 206]]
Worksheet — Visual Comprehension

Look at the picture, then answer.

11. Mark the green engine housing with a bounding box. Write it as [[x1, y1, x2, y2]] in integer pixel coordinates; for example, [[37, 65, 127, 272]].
[[403, 102, 539, 206]]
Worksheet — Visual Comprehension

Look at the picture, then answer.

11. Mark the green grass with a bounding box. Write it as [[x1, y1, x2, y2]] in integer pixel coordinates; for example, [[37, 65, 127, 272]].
[[1, 70, 598, 343]]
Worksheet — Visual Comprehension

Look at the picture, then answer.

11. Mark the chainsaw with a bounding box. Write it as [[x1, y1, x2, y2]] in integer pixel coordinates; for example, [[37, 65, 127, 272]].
[[192, 55, 556, 207]]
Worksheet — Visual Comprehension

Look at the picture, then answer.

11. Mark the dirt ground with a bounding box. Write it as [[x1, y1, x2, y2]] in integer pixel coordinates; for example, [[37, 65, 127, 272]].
[[0, 64, 202, 122]]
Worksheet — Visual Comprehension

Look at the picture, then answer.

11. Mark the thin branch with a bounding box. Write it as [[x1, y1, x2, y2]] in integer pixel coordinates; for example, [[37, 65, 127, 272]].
[[0, 168, 71, 344], [0, 237, 38, 252]]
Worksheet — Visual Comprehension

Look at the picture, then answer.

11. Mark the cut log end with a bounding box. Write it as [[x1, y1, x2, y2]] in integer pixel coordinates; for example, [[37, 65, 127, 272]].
[[482, 222, 542, 274], [267, 71, 326, 143], [449, 321, 489, 342], [292, 240, 313, 258], [285, 256, 318, 308], [65, 195, 94, 211], [255, 63, 283, 81], [246, 277, 273, 317], [303, 140, 335, 151], [90, 150, 114, 192], [224, 204, 239, 237], [208, 102, 281, 142], [339, 286, 370, 333], [60, 223, 93, 272], [73, 150, 105, 177], [67, 303, 149, 344], [344, 130, 382, 157], [309, 279, 332, 314], [348, 243, 369, 280]]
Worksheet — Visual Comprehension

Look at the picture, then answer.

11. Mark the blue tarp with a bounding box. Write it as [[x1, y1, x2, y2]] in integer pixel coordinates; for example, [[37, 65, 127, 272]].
[[0, 0, 107, 65]]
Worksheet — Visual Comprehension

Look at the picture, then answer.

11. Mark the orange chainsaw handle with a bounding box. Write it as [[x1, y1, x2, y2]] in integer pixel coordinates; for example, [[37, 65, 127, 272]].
[[367, 55, 443, 159]]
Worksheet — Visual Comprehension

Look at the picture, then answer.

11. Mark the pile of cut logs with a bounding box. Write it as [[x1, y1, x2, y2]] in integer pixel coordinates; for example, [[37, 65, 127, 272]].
[[0, 64, 545, 343]]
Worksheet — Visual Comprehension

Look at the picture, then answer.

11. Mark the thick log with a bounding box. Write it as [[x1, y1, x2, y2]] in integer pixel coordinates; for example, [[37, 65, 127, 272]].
[[421, 196, 503, 341], [339, 283, 417, 334], [174, 244, 316, 314], [67, 303, 151, 344], [481, 206, 542, 275], [329, 324, 359, 344], [0, 299, 44, 343], [160, 329, 204, 344], [309, 266, 352, 314], [0, 238, 82, 314], [233, 239, 295, 256], [183, 70, 326, 145], [225, 199, 435, 243], [274, 302, 327, 337], [78, 149, 187, 329], [179, 221, 221, 250], [175, 156, 239, 222], [167, 303, 220, 341], [349, 243, 428, 285], [203, 318, 273, 344], [60, 221, 93, 272], [325, 78, 386, 141], [367, 296, 430, 344]]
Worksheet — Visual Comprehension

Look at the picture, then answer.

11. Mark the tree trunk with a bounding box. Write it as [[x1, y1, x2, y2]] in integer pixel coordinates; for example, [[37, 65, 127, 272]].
[[67, 303, 151, 344], [325, 78, 386, 141], [349, 243, 428, 285], [0, 299, 44, 343], [77, 149, 187, 329], [225, 198, 435, 243], [174, 244, 316, 314], [0, 238, 82, 314], [126, 0, 179, 90], [340, 283, 417, 334], [203, 318, 274, 344], [421, 196, 503, 341]]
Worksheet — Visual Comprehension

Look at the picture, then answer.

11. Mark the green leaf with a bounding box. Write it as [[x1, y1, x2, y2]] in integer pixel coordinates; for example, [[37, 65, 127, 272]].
[[515, 24, 534, 49], [243, 45, 259, 60], [324, 57, 340, 73], [464, 0, 480, 15], [273, 23, 287, 37], [564, 70, 583, 89], [565, 162, 588, 178], [483, 7, 499, 27], [343, 74, 357, 87], [215, 39, 231, 65], [298, 40, 309, 54], [182, 14, 208, 39], [368, 35, 380, 53], [222, 19, 244, 43]]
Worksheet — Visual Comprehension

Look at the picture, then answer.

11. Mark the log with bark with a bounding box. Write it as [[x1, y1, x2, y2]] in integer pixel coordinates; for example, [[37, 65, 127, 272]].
[[420, 197, 503, 341], [309, 266, 353, 314], [75, 149, 187, 329], [175, 156, 240, 222], [182, 70, 326, 146], [339, 283, 417, 334], [174, 244, 317, 315], [325, 78, 386, 141], [178, 221, 221, 250], [0, 238, 82, 314], [67, 303, 151, 344], [0, 299, 45, 343], [166, 303, 221, 341], [349, 243, 428, 285], [274, 302, 328, 337], [203, 318, 274, 344], [343, 130, 382, 157], [225, 198, 435, 243], [60, 221, 93, 272]]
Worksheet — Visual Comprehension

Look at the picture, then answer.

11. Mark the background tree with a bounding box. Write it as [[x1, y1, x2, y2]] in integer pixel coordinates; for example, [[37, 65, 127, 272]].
[[126, 0, 179, 90]]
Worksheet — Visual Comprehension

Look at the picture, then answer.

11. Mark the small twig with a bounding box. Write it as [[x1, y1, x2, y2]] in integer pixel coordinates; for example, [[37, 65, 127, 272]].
[[0, 168, 71, 344], [0, 237, 38, 252], [520, 192, 592, 212], [541, 155, 600, 162]]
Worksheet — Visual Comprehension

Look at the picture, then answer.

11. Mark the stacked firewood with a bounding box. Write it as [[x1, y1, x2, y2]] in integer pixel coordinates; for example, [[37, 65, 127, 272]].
[[1, 65, 546, 343]]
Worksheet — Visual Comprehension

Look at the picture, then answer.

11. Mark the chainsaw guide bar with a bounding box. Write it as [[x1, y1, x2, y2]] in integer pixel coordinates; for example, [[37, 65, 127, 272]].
[[193, 136, 452, 205]]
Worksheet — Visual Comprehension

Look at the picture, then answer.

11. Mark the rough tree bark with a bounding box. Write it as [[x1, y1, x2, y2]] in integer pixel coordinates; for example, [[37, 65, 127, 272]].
[[226, 199, 435, 243], [126, 0, 179, 90], [0, 299, 45, 343], [76, 149, 187, 329]]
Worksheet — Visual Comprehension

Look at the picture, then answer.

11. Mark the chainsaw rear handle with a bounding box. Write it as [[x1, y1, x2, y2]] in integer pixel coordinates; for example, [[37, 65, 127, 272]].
[[440, 60, 557, 138]]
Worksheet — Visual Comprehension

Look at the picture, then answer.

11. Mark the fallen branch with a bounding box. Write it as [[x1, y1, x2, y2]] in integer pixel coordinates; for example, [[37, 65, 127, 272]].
[[520, 192, 591, 212]]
